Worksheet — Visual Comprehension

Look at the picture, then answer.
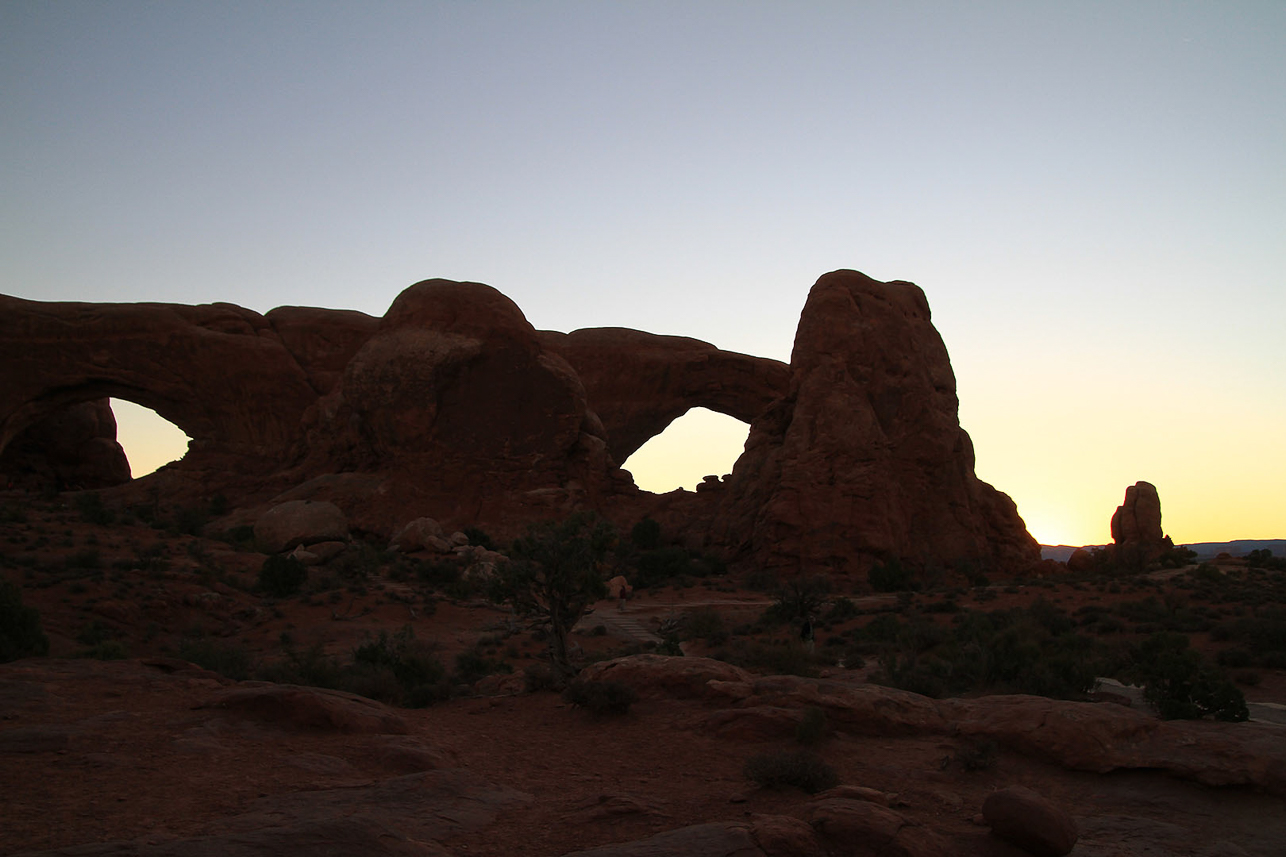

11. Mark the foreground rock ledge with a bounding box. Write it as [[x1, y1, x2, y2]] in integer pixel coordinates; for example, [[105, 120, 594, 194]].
[[580, 655, 1286, 795]]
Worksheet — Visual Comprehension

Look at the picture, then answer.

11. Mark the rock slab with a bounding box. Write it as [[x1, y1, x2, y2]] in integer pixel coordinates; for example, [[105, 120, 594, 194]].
[[982, 785, 1078, 857]]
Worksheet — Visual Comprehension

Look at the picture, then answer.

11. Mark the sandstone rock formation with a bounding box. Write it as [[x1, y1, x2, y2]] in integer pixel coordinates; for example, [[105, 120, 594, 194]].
[[0, 398, 130, 490], [708, 270, 1039, 578], [982, 785, 1078, 857], [253, 500, 350, 554], [540, 328, 789, 464], [580, 655, 1286, 796], [1111, 481, 1173, 568], [0, 271, 1039, 574]]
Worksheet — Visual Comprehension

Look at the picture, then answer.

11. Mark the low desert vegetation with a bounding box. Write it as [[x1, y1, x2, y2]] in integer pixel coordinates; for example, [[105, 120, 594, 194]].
[[744, 749, 839, 794], [562, 677, 637, 716], [1, 577, 49, 662]]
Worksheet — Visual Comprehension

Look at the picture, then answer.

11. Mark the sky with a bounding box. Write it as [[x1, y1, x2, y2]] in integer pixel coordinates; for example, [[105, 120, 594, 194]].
[[2, 2, 1282, 547]]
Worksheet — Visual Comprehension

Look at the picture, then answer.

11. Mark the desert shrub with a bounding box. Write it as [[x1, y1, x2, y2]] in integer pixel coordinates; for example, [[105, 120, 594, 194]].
[[872, 605, 1098, 700], [178, 637, 253, 680], [1217, 648, 1252, 668], [462, 526, 495, 550], [338, 663, 406, 705], [415, 557, 464, 589], [454, 647, 513, 685], [744, 750, 838, 794], [169, 505, 209, 537], [352, 626, 450, 707], [869, 557, 913, 593], [954, 738, 998, 772], [334, 543, 388, 581], [489, 513, 617, 677], [656, 635, 683, 656], [562, 678, 636, 716], [258, 554, 307, 597], [743, 568, 778, 592], [77, 640, 129, 660], [633, 546, 693, 588], [1246, 549, 1286, 571], [75, 492, 115, 525], [523, 662, 560, 692], [711, 639, 818, 677], [824, 596, 860, 624], [630, 517, 662, 550], [768, 575, 832, 625], [1134, 632, 1248, 722], [258, 640, 344, 688], [1193, 563, 1224, 583], [221, 525, 256, 550], [68, 549, 101, 570], [684, 606, 725, 640], [0, 578, 49, 662], [795, 706, 829, 746], [76, 619, 115, 646]]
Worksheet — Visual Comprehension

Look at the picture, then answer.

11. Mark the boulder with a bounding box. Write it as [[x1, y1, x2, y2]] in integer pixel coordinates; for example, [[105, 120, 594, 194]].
[[1066, 547, 1097, 575], [0, 399, 131, 490], [196, 683, 409, 734], [982, 786, 1078, 857], [254, 500, 348, 553], [1110, 481, 1172, 568], [0, 296, 318, 474], [797, 797, 953, 857], [577, 655, 754, 700], [709, 271, 1040, 579], [391, 517, 446, 552]]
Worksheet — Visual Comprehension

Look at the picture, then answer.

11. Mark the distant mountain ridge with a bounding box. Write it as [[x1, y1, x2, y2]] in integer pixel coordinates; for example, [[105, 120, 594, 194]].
[[1040, 539, 1286, 563]]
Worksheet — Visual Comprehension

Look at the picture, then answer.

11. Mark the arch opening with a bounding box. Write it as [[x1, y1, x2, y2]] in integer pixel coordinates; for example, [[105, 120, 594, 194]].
[[110, 399, 192, 479], [621, 407, 750, 493]]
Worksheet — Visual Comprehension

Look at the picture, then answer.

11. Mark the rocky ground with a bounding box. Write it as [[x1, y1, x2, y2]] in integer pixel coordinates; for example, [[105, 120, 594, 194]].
[[2, 493, 1285, 856]]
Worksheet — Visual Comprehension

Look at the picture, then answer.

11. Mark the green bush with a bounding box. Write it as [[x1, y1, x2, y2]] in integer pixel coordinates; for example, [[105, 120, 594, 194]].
[[258, 554, 307, 597], [744, 750, 838, 793], [0, 578, 49, 662], [562, 678, 637, 716]]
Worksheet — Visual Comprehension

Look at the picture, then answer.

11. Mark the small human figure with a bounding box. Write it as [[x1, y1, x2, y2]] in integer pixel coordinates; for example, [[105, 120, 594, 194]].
[[618, 584, 628, 612], [800, 617, 814, 654]]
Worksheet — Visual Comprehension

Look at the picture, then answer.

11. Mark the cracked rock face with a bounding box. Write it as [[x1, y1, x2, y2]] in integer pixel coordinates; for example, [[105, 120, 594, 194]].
[[709, 270, 1039, 578]]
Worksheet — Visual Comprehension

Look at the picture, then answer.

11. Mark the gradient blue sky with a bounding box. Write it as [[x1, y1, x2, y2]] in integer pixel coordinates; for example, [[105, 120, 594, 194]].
[[3, 2, 1282, 546]]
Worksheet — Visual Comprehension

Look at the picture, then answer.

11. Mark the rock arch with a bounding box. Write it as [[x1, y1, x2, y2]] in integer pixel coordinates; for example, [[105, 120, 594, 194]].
[[539, 328, 789, 465], [0, 296, 320, 465]]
